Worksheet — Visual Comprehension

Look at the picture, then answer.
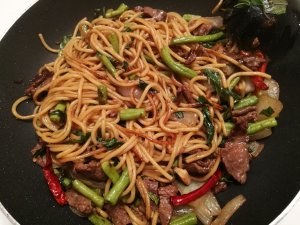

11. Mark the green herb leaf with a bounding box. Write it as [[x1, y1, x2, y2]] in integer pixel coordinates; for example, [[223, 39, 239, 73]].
[[98, 137, 123, 150], [122, 61, 129, 71], [32, 145, 46, 158], [59, 35, 72, 49], [198, 96, 211, 105], [202, 106, 215, 146], [148, 192, 160, 205], [138, 80, 157, 94], [71, 131, 91, 144], [175, 111, 184, 119], [123, 27, 133, 32], [260, 106, 274, 117]]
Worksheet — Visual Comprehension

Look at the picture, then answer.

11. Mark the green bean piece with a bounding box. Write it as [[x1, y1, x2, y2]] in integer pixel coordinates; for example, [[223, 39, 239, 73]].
[[170, 213, 198, 225], [182, 14, 201, 22], [98, 85, 108, 105], [234, 95, 258, 109], [101, 161, 120, 184], [119, 108, 145, 120], [161, 46, 197, 79], [247, 117, 278, 135], [49, 102, 66, 123], [62, 177, 72, 188], [105, 168, 130, 205], [171, 32, 225, 45], [229, 77, 240, 90], [98, 54, 116, 76], [144, 54, 155, 64], [224, 122, 234, 135], [72, 179, 104, 208], [105, 3, 129, 18], [108, 33, 119, 53], [88, 214, 112, 225]]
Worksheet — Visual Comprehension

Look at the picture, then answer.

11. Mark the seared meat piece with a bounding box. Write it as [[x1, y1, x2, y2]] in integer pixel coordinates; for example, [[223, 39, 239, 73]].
[[66, 190, 93, 215], [143, 177, 159, 194], [174, 85, 195, 105], [106, 204, 131, 225], [185, 155, 216, 175], [134, 6, 167, 21], [24, 68, 53, 97], [192, 23, 213, 36], [31, 141, 46, 167], [158, 184, 178, 225], [232, 106, 257, 132], [220, 135, 250, 184], [212, 181, 228, 194], [73, 160, 106, 182], [241, 56, 266, 71]]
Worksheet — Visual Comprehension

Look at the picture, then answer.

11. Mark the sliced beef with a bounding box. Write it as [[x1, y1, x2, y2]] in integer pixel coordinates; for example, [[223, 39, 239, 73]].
[[232, 106, 257, 132], [133, 6, 167, 21], [192, 23, 213, 36], [143, 177, 159, 194], [185, 155, 216, 175], [24, 68, 53, 97], [106, 204, 131, 225], [242, 56, 266, 71], [73, 160, 106, 182], [220, 135, 250, 184], [158, 184, 178, 225], [174, 85, 195, 105], [31, 141, 46, 167], [212, 181, 227, 194], [66, 190, 93, 215]]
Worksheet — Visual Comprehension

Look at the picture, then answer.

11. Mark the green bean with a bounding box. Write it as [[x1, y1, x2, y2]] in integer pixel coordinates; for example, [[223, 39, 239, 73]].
[[49, 102, 66, 123], [105, 168, 130, 205], [229, 77, 240, 90], [182, 14, 201, 22], [169, 213, 198, 225], [61, 177, 72, 188], [88, 214, 112, 225], [171, 32, 225, 45], [225, 122, 234, 134], [105, 3, 128, 18], [247, 117, 277, 135], [108, 33, 119, 53], [98, 85, 108, 105], [98, 53, 116, 76], [161, 46, 197, 79], [234, 95, 258, 109], [72, 179, 104, 208], [144, 54, 155, 64], [119, 108, 145, 120], [101, 161, 120, 184]]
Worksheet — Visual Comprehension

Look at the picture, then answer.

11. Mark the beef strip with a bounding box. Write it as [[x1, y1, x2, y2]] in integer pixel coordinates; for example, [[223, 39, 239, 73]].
[[24, 68, 53, 97], [66, 190, 93, 215], [185, 155, 216, 175], [158, 184, 178, 225], [192, 23, 213, 36], [31, 141, 46, 167], [73, 160, 106, 182], [143, 177, 159, 194], [106, 204, 131, 225], [212, 181, 228, 194], [133, 6, 167, 21], [220, 135, 250, 184], [174, 85, 195, 105], [232, 106, 257, 132], [242, 56, 266, 70]]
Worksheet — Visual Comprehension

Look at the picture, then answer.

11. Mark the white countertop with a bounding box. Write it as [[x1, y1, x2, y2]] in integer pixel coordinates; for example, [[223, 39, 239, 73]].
[[0, 0, 299, 224]]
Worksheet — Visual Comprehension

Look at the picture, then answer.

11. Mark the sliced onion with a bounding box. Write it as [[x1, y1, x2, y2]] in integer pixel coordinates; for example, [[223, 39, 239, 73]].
[[204, 16, 223, 28], [116, 86, 143, 99], [259, 79, 280, 100], [248, 141, 264, 158], [211, 195, 246, 225], [176, 180, 204, 195], [189, 192, 221, 225], [173, 205, 195, 217], [243, 77, 255, 94], [249, 128, 272, 141], [170, 111, 199, 127], [256, 94, 283, 120], [174, 167, 191, 185]]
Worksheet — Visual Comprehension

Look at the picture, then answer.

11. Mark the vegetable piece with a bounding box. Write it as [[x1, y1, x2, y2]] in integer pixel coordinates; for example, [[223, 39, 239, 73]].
[[247, 117, 277, 135], [61, 177, 72, 189], [49, 102, 66, 123], [198, 96, 211, 105], [250, 76, 268, 90], [260, 106, 274, 117], [101, 161, 120, 184], [59, 35, 71, 49], [202, 106, 215, 146], [174, 167, 191, 185], [169, 213, 198, 225], [72, 179, 104, 208], [71, 131, 91, 144], [108, 32, 119, 53], [224, 122, 234, 135], [88, 214, 112, 225], [43, 150, 67, 206], [98, 85, 108, 105], [119, 108, 145, 120], [138, 79, 157, 93], [260, 78, 280, 99], [211, 195, 246, 225], [171, 169, 221, 206], [98, 137, 124, 150], [105, 168, 130, 205], [189, 192, 221, 225], [182, 14, 201, 22], [228, 77, 240, 90], [171, 32, 225, 45], [161, 46, 197, 79], [148, 192, 160, 205], [97, 53, 116, 76], [256, 94, 283, 120], [234, 95, 258, 109], [248, 141, 264, 158], [105, 3, 128, 18], [144, 54, 155, 64], [249, 128, 272, 141]]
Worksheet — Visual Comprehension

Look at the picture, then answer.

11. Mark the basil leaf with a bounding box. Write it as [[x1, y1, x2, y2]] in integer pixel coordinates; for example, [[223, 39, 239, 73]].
[[148, 192, 159, 205], [71, 131, 91, 144], [138, 79, 157, 94], [202, 106, 215, 146], [175, 111, 184, 119], [260, 106, 274, 117], [98, 137, 123, 150], [198, 96, 211, 105]]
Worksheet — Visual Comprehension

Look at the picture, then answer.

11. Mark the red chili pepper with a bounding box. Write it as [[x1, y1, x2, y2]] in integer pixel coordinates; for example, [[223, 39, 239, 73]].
[[170, 169, 221, 206], [250, 51, 268, 90], [42, 150, 67, 206]]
